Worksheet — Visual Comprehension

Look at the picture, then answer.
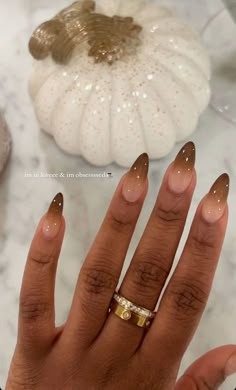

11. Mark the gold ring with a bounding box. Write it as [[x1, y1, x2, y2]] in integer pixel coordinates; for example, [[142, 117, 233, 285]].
[[109, 292, 155, 328]]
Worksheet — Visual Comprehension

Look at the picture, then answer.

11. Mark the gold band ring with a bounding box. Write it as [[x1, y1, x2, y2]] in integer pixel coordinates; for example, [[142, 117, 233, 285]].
[[109, 292, 156, 329]]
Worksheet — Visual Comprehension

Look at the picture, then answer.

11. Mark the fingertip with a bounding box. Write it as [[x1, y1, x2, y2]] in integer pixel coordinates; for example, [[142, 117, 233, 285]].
[[42, 193, 64, 240], [166, 142, 196, 195], [122, 153, 149, 203], [201, 174, 229, 224], [196, 194, 229, 230]]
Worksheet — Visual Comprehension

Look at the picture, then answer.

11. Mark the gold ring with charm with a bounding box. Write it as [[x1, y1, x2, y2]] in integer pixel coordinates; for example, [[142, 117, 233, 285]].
[[109, 292, 156, 329]]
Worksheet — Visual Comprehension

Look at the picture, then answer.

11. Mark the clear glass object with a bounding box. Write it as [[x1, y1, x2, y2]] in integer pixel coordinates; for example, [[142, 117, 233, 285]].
[[202, 0, 236, 123]]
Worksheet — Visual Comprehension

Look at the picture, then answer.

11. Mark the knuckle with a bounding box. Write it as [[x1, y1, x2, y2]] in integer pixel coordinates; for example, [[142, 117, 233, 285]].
[[82, 266, 117, 296], [130, 254, 169, 294], [20, 293, 51, 322], [189, 232, 216, 255], [109, 209, 133, 235], [28, 251, 56, 267], [156, 204, 184, 226], [166, 279, 207, 319]]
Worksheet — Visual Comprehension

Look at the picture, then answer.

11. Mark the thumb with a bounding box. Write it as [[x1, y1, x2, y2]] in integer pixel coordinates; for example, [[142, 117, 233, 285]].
[[175, 345, 236, 389]]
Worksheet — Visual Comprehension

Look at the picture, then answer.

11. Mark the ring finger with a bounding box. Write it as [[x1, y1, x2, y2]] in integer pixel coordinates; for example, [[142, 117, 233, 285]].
[[99, 142, 196, 350]]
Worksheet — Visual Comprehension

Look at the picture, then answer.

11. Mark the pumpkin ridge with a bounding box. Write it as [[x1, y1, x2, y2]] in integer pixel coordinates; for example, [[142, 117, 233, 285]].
[[127, 77, 148, 153], [144, 27, 198, 43], [77, 72, 99, 160], [34, 68, 81, 134], [141, 53, 200, 112], [132, 54, 194, 139], [30, 63, 65, 100], [130, 78, 177, 155], [143, 16, 198, 38], [124, 54, 179, 145], [141, 35, 210, 81], [147, 64, 199, 138], [51, 68, 98, 155], [139, 76, 180, 143], [154, 36, 210, 80], [153, 46, 210, 111], [155, 46, 208, 81]]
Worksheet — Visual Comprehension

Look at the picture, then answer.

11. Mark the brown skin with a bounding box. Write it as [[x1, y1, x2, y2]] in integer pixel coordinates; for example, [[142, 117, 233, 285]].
[[6, 144, 236, 390]]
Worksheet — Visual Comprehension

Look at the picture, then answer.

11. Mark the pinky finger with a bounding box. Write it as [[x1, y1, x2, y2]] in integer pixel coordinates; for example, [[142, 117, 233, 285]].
[[175, 345, 236, 389], [18, 193, 65, 351]]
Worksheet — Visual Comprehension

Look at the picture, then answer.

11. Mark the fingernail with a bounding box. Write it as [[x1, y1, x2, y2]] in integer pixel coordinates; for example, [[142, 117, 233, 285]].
[[122, 153, 149, 202], [42, 193, 63, 239], [168, 142, 195, 194], [225, 353, 236, 376], [202, 174, 229, 223]]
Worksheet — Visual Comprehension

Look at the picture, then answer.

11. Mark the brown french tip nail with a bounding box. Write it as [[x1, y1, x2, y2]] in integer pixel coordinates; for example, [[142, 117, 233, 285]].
[[168, 141, 195, 194], [122, 153, 149, 202], [42, 193, 63, 239], [202, 174, 229, 223]]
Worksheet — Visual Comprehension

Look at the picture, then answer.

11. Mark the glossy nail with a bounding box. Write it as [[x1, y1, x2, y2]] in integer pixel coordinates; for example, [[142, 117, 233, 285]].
[[168, 142, 195, 194], [225, 353, 236, 376], [202, 174, 229, 223], [122, 153, 149, 202], [42, 193, 63, 239]]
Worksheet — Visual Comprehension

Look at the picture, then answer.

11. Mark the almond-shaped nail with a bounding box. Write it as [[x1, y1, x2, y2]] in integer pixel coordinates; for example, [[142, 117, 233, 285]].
[[168, 142, 195, 194], [202, 174, 229, 223], [122, 153, 149, 202], [225, 353, 236, 376], [42, 193, 63, 239]]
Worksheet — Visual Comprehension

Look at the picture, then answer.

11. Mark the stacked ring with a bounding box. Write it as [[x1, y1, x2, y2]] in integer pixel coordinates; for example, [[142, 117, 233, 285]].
[[109, 292, 156, 328]]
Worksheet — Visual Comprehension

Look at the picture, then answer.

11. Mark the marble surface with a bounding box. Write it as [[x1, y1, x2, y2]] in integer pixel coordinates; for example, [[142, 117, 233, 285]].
[[0, 0, 235, 388]]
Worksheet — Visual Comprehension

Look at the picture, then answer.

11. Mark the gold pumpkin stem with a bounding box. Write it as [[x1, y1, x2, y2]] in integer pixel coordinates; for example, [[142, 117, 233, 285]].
[[29, 0, 143, 65]]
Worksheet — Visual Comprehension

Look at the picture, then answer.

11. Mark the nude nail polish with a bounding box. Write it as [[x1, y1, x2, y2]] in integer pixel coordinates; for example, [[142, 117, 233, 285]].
[[202, 174, 229, 223], [225, 353, 236, 376], [168, 142, 195, 194], [122, 153, 149, 202], [42, 193, 63, 239]]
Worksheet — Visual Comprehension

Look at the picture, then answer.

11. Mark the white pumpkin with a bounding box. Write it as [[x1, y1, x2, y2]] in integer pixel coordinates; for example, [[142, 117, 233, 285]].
[[29, 0, 211, 167]]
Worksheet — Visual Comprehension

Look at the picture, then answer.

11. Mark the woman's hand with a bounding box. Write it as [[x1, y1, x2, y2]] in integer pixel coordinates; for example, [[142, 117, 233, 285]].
[[6, 142, 236, 389]]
